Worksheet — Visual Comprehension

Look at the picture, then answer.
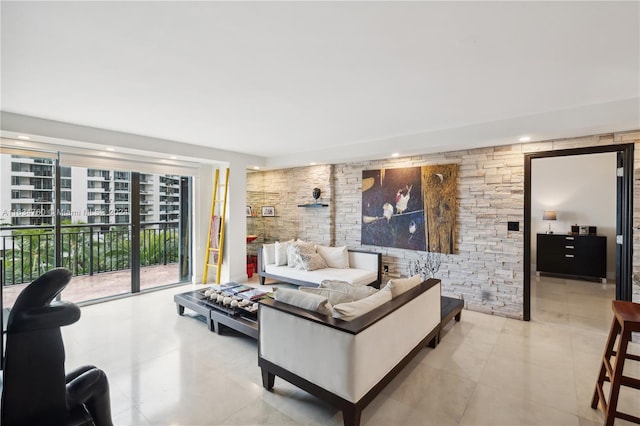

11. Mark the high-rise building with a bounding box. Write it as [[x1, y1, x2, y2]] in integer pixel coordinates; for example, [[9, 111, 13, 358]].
[[0, 154, 179, 226], [1, 155, 55, 226]]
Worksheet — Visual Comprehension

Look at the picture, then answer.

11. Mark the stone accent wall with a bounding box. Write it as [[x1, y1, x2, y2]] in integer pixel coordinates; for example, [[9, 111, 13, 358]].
[[247, 165, 333, 253], [334, 148, 525, 318], [250, 131, 640, 319]]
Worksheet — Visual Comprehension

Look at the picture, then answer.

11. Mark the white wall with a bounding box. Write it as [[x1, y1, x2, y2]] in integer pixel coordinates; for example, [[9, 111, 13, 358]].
[[531, 152, 616, 278], [0, 154, 11, 224]]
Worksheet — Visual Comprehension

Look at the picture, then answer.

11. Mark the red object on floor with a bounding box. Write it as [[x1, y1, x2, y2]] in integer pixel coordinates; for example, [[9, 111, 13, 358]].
[[248, 255, 258, 272], [246, 264, 254, 278]]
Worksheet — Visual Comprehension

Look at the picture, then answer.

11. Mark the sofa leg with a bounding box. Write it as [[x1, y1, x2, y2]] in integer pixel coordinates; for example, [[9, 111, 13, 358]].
[[261, 368, 275, 390], [259, 276, 266, 285], [428, 334, 439, 348], [342, 404, 362, 426]]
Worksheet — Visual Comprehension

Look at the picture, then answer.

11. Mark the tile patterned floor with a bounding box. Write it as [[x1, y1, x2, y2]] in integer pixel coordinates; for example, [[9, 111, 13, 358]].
[[57, 275, 639, 425]]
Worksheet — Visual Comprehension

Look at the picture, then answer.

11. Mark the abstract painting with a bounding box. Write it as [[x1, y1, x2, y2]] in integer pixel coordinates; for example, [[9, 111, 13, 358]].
[[361, 164, 456, 254]]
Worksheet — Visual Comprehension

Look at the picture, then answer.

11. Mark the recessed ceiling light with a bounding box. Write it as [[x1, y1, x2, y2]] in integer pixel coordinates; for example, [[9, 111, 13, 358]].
[[519, 136, 531, 142], [17, 135, 30, 140], [391, 153, 399, 157], [169, 156, 177, 160], [106, 147, 116, 152], [310, 162, 316, 166], [15, 141, 25, 145], [253, 166, 260, 170]]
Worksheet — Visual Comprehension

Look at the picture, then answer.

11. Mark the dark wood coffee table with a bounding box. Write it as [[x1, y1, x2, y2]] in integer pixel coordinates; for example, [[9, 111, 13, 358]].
[[174, 290, 259, 339]]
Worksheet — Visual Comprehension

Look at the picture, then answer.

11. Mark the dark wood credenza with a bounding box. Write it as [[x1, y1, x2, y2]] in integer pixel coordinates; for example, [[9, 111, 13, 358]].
[[536, 233, 607, 282]]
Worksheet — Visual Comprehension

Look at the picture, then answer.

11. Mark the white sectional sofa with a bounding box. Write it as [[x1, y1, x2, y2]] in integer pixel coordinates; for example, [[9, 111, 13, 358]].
[[258, 278, 442, 426], [257, 242, 382, 288]]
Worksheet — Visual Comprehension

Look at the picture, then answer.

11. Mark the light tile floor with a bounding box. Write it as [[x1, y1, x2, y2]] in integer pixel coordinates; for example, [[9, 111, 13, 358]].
[[60, 275, 640, 426]]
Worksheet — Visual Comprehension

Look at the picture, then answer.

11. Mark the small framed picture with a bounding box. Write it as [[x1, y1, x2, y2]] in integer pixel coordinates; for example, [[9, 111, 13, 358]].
[[261, 206, 275, 217], [246, 206, 253, 217]]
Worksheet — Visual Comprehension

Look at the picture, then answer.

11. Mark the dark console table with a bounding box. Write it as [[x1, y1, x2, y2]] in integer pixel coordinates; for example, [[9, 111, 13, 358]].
[[536, 233, 607, 282]]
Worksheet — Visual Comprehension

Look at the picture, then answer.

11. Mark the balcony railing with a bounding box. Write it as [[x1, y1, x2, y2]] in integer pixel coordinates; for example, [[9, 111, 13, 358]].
[[0, 221, 180, 286]]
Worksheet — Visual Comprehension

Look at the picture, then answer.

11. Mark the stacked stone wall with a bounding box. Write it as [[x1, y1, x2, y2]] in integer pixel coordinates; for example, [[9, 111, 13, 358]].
[[249, 131, 640, 318]]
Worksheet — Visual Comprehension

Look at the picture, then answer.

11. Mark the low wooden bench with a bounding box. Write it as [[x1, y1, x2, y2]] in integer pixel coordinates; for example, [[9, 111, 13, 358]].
[[439, 295, 464, 344]]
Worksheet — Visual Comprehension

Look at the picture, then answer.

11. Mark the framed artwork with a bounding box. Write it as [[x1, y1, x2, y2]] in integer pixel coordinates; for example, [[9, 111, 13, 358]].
[[361, 164, 457, 254], [246, 206, 253, 217], [261, 206, 275, 217]]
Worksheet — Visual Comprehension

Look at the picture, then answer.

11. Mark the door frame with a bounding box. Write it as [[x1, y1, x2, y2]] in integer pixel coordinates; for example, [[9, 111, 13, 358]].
[[523, 143, 634, 321]]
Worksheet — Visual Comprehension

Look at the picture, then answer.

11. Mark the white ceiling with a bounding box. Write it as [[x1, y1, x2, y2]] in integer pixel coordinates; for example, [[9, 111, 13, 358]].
[[2, 1, 639, 168]]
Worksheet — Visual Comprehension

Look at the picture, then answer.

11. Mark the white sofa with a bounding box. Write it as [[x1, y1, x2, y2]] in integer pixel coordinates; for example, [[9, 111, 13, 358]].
[[258, 278, 442, 426], [257, 244, 382, 288]]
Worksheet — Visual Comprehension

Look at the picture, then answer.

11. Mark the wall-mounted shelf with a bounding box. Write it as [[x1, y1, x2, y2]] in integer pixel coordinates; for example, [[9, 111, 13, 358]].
[[298, 203, 329, 208]]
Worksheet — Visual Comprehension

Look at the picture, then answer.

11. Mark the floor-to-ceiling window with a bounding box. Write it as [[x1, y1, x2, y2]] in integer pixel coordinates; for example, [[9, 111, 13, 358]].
[[1, 150, 58, 308], [138, 172, 191, 291], [1, 141, 194, 308]]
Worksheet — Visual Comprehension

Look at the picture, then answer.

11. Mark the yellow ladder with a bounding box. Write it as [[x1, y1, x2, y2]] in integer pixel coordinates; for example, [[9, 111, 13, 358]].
[[202, 167, 229, 284]]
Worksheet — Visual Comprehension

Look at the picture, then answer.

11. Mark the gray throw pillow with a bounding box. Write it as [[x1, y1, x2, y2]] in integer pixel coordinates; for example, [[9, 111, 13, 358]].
[[332, 287, 392, 321], [301, 287, 354, 305], [273, 288, 332, 315], [299, 252, 328, 271], [319, 280, 378, 301]]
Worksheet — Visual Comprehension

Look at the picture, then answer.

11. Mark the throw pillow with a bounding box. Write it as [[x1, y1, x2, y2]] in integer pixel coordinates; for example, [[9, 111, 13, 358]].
[[273, 288, 332, 315], [301, 287, 354, 305], [262, 243, 276, 265], [286, 243, 301, 269], [274, 241, 289, 266], [384, 274, 422, 298], [316, 245, 350, 269], [287, 241, 317, 269], [319, 280, 378, 301], [332, 287, 392, 321], [299, 252, 328, 271]]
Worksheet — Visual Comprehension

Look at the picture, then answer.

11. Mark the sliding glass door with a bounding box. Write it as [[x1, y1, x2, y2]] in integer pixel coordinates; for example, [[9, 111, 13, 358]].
[[1, 148, 193, 306], [138, 173, 192, 291]]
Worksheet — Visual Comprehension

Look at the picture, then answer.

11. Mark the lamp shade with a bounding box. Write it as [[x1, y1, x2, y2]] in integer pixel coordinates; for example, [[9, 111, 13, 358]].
[[543, 210, 557, 221]]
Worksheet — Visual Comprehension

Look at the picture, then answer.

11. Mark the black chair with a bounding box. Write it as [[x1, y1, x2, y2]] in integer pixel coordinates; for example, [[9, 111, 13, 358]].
[[1, 268, 112, 426]]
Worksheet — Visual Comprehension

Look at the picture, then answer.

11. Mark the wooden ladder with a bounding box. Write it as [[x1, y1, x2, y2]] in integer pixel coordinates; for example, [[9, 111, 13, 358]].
[[202, 168, 229, 284]]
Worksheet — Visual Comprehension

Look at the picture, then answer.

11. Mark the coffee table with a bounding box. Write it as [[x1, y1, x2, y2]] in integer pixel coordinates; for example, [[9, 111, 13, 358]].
[[174, 289, 259, 339]]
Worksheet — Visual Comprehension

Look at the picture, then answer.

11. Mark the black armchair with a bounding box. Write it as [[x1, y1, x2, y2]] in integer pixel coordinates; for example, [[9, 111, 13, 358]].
[[1, 268, 112, 426]]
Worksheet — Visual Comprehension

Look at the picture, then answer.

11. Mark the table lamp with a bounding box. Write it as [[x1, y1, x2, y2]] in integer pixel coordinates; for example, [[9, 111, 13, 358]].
[[543, 210, 557, 234]]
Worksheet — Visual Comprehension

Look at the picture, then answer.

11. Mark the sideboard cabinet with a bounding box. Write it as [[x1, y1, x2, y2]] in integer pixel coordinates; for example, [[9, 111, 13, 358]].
[[536, 233, 607, 282]]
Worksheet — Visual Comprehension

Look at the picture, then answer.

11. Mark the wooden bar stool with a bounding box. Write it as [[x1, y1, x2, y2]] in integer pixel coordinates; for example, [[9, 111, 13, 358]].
[[591, 300, 640, 426]]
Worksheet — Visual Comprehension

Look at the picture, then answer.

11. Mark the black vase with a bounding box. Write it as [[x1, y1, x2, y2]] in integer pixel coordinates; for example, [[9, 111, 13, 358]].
[[312, 188, 321, 200]]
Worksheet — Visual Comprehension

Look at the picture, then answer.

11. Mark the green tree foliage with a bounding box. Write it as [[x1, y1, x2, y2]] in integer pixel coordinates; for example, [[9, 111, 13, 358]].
[[2, 222, 178, 285]]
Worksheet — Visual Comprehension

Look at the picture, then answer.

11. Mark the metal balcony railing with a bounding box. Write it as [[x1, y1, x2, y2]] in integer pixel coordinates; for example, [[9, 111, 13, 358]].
[[0, 221, 180, 286]]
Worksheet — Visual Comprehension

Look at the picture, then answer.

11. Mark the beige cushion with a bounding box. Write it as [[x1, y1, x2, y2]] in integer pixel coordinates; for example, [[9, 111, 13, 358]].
[[273, 288, 332, 315], [299, 252, 328, 271], [301, 287, 354, 305], [320, 280, 378, 300], [384, 274, 422, 298], [274, 241, 289, 266], [332, 287, 392, 321], [316, 245, 350, 268], [262, 243, 276, 265], [287, 241, 317, 269]]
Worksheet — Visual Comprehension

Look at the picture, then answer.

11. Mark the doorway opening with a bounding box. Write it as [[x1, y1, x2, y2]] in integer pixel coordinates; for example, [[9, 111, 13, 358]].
[[524, 144, 634, 321]]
